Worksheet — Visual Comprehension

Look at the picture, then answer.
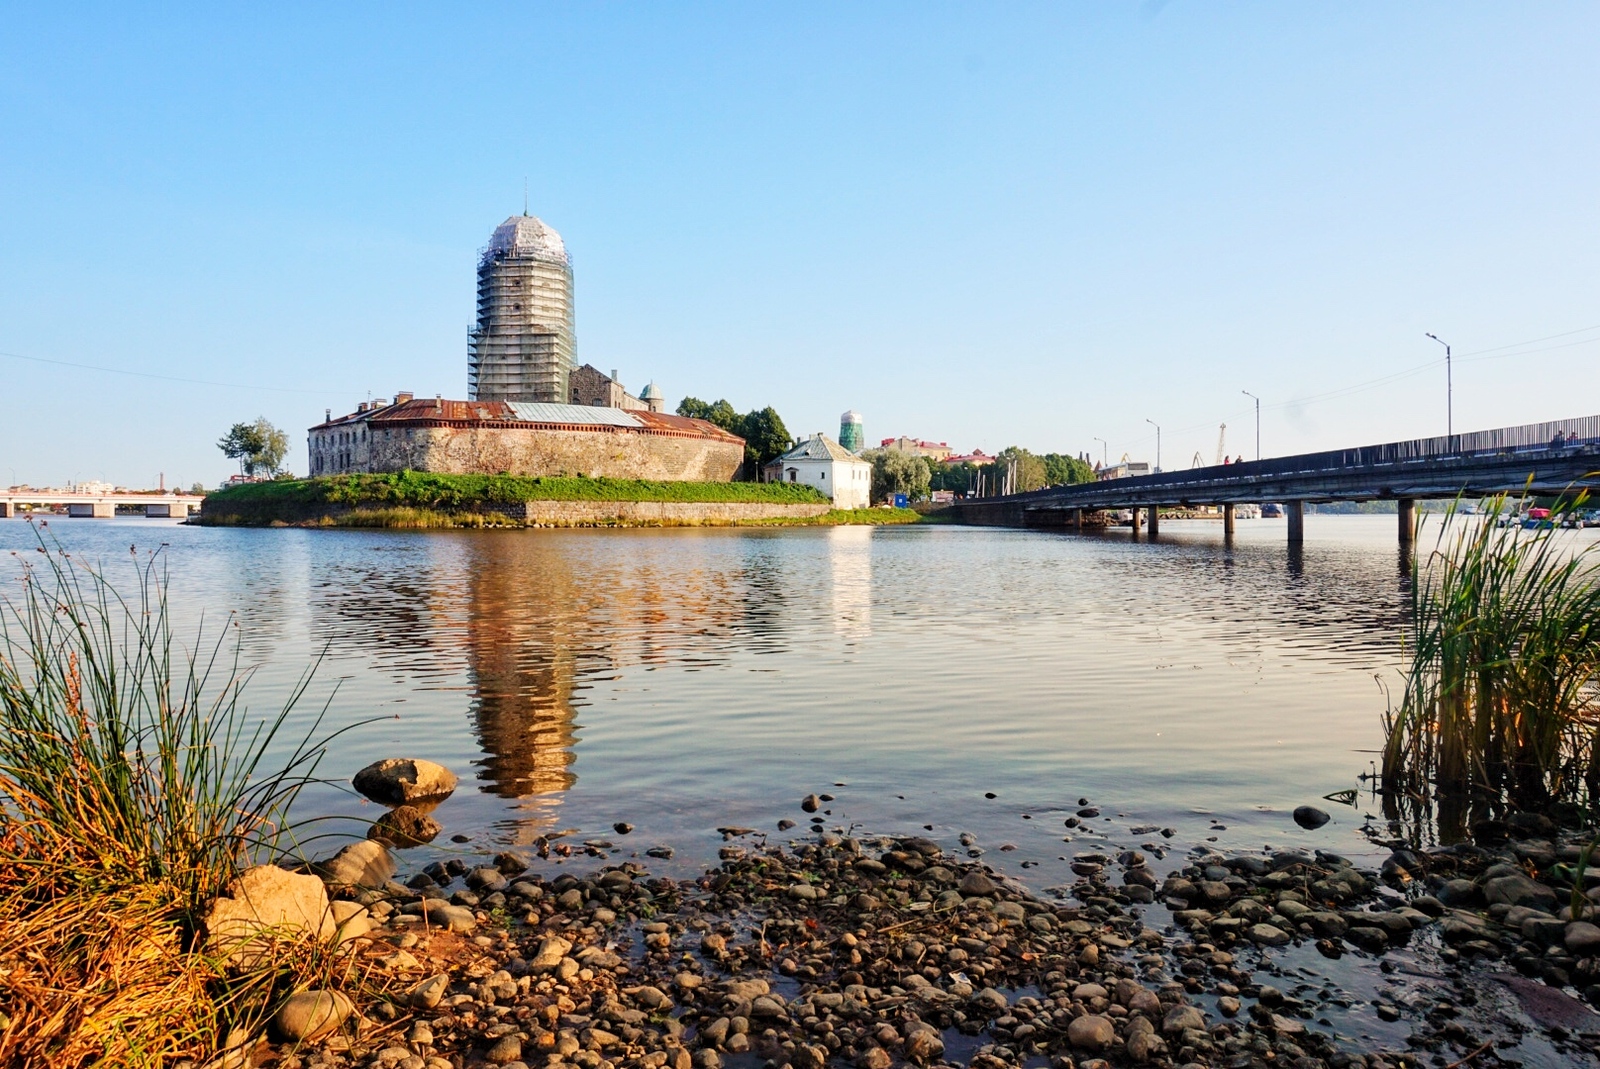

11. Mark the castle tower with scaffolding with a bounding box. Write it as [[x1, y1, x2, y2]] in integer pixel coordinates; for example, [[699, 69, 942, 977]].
[[468, 214, 576, 403]]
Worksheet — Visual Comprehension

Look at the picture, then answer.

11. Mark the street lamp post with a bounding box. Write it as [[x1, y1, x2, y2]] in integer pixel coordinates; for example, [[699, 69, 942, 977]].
[[1145, 419, 1161, 472], [1241, 390, 1260, 461], [1425, 333, 1452, 438], [1093, 437, 1107, 468]]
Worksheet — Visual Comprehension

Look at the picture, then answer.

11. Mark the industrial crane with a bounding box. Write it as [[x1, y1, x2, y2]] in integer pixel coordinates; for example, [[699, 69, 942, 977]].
[[1215, 423, 1227, 466]]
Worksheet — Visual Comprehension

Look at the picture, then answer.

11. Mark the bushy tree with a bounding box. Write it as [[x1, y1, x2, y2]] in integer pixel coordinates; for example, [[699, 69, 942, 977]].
[[989, 447, 1048, 493], [676, 397, 741, 434], [929, 461, 976, 493], [218, 418, 289, 477], [862, 448, 931, 503], [738, 406, 791, 468], [1043, 452, 1095, 486], [678, 396, 793, 474]]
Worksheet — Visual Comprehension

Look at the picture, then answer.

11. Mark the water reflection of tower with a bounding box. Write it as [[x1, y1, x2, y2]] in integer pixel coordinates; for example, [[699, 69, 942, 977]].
[[829, 526, 873, 640], [464, 538, 583, 804]]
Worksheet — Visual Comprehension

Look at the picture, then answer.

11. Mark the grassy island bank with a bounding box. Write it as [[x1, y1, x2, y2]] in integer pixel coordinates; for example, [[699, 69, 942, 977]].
[[193, 472, 880, 528]]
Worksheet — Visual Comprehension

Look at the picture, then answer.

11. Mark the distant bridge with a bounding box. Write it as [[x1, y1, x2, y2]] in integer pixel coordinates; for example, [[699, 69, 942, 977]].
[[947, 414, 1600, 545], [0, 491, 204, 520]]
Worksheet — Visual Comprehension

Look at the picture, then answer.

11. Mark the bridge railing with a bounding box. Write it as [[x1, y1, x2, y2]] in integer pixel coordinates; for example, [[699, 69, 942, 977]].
[[1055, 414, 1600, 497]]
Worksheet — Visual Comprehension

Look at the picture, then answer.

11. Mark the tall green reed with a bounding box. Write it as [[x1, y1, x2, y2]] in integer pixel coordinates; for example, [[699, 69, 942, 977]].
[[0, 526, 350, 1064], [1383, 492, 1600, 812], [0, 528, 331, 913]]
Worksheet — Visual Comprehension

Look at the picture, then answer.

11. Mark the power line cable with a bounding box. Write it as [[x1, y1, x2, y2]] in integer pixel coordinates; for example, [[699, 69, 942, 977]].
[[0, 349, 330, 395]]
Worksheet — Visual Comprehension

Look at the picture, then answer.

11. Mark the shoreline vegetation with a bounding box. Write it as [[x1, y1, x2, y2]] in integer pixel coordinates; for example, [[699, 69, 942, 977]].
[[191, 474, 922, 529], [1382, 493, 1600, 834], [0, 537, 339, 1064]]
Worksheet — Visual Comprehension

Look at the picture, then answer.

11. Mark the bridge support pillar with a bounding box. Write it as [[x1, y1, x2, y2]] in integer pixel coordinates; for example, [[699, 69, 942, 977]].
[[1071, 508, 1082, 529], [1222, 503, 1235, 535], [68, 501, 115, 519], [1398, 499, 1416, 547], [1147, 507, 1160, 536], [1286, 501, 1304, 544], [1129, 506, 1141, 532], [146, 501, 189, 518], [0, 501, 12, 518]]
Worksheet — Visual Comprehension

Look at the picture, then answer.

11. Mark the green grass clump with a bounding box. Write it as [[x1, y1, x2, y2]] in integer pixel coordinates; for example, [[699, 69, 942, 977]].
[[1383, 493, 1600, 812], [335, 506, 502, 528], [0, 528, 338, 1064]]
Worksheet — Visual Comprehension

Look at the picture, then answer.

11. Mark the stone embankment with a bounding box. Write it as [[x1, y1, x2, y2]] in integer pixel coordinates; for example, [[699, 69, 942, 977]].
[[205, 765, 1600, 1069]]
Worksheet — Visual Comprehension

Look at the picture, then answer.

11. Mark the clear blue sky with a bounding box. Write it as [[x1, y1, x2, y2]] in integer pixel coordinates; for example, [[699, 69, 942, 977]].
[[2, 3, 1596, 487]]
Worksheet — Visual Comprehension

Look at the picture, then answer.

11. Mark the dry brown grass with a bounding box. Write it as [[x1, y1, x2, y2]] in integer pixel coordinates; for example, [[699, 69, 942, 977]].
[[0, 530, 347, 1066]]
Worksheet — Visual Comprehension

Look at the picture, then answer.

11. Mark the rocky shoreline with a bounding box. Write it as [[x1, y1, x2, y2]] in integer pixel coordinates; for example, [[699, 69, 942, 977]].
[[212, 777, 1600, 1069]]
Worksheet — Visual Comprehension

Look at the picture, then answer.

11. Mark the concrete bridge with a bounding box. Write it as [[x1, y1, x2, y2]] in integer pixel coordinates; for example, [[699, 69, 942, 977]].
[[946, 413, 1600, 546], [0, 491, 205, 520]]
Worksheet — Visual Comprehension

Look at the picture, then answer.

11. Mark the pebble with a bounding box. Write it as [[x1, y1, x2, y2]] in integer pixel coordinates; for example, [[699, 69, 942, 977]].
[[484, 1035, 522, 1064], [262, 811, 1600, 1069]]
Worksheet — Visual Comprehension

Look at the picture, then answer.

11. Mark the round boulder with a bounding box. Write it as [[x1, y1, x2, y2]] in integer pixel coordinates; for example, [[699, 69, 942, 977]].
[[1293, 806, 1331, 830], [352, 758, 458, 806], [274, 989, 353, 1042], [959, 871, 998, 897], [1068, 1014, 1116, 1050]]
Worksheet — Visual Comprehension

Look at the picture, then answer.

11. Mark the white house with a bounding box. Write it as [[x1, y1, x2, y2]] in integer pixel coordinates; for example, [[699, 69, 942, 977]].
[[764, 434, 873, 509]]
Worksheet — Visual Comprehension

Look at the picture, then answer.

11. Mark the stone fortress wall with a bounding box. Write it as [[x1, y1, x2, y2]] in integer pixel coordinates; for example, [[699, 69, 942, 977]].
[[309, 397, 744, 482], [368, 422, 742, 482]]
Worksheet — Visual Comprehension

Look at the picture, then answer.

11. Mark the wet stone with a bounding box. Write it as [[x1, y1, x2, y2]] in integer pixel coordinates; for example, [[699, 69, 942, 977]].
[[1293, 806, 1331, 829], [959, 871, 998, 897], [1068, 1014, 1116, 1050]]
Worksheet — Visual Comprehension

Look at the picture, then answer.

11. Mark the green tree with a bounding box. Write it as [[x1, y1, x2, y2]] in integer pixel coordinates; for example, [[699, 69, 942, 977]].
[[862, 448, 931, 503], [218, 417, 289, 477], [929, 461, 976, 493], [1042, 452, 1095, 486], [737, 406, 791, 468], [676, 396, 741, 434], [990, 447, 1048, 493]]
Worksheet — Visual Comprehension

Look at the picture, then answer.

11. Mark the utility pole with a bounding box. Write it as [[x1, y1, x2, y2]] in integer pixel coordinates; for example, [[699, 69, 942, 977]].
[[1093, 437, 1107, 469], [1425, 333, 1452, 437], [1145, 419, 1161, 472], [1241, 390, 1260, 460]]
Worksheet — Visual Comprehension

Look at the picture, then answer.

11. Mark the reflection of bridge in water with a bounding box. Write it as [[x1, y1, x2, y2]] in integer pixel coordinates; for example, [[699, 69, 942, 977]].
[[952, 414, 1600, 546], [0, 490, 202, 518]]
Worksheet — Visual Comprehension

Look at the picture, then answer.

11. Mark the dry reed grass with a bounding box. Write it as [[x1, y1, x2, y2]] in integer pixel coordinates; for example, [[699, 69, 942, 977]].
[[0, 526, 345, 1066]]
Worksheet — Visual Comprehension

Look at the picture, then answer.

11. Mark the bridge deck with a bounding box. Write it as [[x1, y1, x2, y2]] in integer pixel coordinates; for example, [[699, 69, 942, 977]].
[[948, 414, 1600, 543]]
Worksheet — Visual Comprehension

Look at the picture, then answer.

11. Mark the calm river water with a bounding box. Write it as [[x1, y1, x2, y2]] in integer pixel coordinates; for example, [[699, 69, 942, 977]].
[[13, 512, 1600, 1063], [0, 513, 1478, 883]]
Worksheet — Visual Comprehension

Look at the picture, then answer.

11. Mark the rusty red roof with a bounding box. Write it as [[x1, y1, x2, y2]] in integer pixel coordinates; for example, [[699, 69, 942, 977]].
[[311, 397, 743, 444]]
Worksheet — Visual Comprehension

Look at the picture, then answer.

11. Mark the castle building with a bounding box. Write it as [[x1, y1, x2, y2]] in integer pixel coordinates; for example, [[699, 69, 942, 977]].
[[468, 215, 576, 404], [308, 395, 743, 482], [310, 214, 715, 482], [567, 365, 664, 413]]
